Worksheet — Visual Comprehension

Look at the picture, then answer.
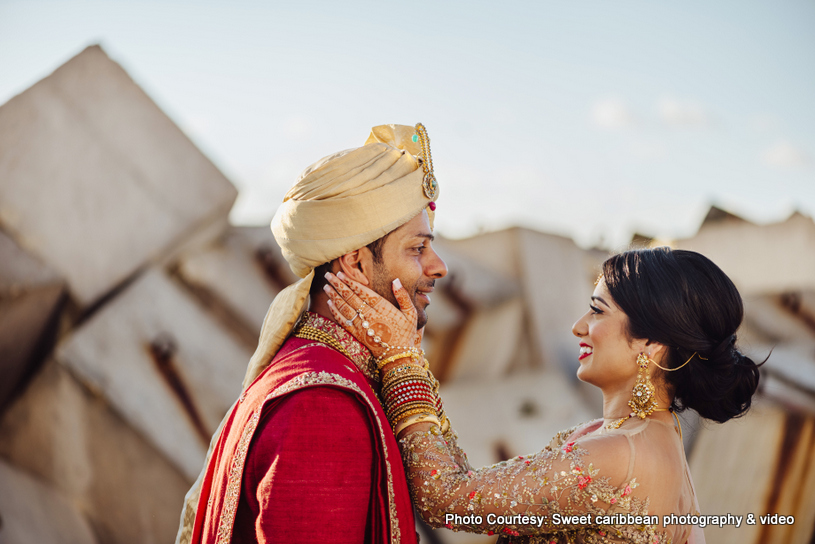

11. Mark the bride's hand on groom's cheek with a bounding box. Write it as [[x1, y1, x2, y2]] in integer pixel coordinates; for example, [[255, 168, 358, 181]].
[[324, 271, 420, 359]]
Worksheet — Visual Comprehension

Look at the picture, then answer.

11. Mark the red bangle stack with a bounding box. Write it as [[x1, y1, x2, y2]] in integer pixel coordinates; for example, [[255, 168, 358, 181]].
[[385, 379, 436, 420]]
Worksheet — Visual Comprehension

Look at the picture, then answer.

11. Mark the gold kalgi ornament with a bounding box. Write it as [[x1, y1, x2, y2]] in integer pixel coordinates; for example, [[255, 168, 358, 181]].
[[414, 122, 438, 200]]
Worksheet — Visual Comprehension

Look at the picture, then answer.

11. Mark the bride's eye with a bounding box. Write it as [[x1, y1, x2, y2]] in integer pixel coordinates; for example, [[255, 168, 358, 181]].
[[590, 304, 603, 315]]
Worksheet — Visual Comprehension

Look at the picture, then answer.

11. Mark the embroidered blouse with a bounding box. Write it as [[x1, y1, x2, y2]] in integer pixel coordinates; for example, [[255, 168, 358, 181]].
[[401, 416, 704, 544]]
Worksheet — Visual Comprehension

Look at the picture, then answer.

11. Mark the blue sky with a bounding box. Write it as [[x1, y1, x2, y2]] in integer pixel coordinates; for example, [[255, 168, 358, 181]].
[[2, 0, 813, 247]]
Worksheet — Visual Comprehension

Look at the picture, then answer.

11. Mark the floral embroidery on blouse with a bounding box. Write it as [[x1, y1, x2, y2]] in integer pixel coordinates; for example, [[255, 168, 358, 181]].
[[400, 423, 670, 544]]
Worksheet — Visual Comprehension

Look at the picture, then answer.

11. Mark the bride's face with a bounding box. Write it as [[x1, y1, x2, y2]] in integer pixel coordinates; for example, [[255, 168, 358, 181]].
[[571, 279, 647, 389]]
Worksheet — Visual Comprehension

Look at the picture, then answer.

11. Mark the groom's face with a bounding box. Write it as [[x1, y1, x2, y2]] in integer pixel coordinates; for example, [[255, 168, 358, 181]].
[[366, 211, 447, 330]]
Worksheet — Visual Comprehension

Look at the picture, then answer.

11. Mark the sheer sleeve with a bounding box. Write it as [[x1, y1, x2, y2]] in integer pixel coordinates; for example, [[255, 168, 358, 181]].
[[400, 422, 669, 543], [441, 423, 473, 474]]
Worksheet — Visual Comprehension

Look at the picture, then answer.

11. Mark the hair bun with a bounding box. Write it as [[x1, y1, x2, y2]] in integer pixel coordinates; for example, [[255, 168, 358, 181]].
[[709, 334, 737, 360], [601, 248, 762, 424]]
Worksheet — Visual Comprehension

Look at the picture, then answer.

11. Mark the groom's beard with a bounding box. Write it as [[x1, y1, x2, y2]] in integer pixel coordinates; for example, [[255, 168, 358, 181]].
[[369, 261, 431, 330]]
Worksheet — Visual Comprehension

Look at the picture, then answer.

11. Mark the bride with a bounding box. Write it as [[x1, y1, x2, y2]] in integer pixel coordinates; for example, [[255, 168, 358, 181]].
[[324, 247, 761, 543]]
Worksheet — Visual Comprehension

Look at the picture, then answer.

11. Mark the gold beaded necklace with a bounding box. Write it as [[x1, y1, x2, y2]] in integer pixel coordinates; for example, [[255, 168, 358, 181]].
[[293, 324, 354, 361]]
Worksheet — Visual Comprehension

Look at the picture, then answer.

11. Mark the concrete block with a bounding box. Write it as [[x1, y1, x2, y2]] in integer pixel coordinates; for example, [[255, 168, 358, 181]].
[[0, 227, 62, 291], [447, 227, 603, 370], [174, 226, 296, 343], [0, 360, 190, 544], [0, 458, 97, 544], [0, 229, 65, 412], [433, 237, 519, 309], [420, 236, 523, 381], [0, 45, 237, 308], [56, 268, 252, 480], [444, 297, 526, 382], [688, 402, 815, 544], [677, 211, 815, 295], [516, 228, 603, 372]]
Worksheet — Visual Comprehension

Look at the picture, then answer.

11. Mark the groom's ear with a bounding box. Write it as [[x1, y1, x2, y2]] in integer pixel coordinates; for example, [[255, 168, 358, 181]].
[[337, 250, 371, 286]]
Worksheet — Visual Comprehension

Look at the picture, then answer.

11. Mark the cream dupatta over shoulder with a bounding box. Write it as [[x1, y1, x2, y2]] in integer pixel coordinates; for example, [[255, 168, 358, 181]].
[[405, 417, 706, 544]]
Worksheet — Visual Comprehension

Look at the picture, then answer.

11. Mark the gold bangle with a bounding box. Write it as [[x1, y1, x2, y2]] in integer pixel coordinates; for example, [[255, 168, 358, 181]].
[[376, 347, 424, 367], [376, 352, 421, 370], [390, 406, 437, 422], [394, 413, 440, 435], [387, 400, 435, 417], [382, 369, 429, 388], [389, 402, 436, 418], [382, 363, 419, 380], [386, 398, 434, 413], [382, 364, 430, 384], [375, 345, 422, 362], [382, 374, 434, 393], [383, 369, 432, 384]]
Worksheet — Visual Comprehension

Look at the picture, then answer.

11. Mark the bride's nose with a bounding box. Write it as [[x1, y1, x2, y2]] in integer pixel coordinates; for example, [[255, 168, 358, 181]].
[[572, 314, 588, 338]]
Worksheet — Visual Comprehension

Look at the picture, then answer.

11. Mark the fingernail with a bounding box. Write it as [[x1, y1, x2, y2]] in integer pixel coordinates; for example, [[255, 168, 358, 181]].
[[323, 285, 331, 294], [337, 271, 346, 280], [393, 278, 402, 289], [326, 299, 334, 308], [324, 272, 331, 280]]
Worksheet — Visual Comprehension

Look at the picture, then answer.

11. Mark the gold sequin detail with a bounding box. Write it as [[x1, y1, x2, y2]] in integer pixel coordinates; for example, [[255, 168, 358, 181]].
[[400, 422, 670, 544], [215, 407, 261, 544]]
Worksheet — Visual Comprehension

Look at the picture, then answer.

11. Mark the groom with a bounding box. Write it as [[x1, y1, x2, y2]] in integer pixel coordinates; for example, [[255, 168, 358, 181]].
[[177, 124, 447, 544]]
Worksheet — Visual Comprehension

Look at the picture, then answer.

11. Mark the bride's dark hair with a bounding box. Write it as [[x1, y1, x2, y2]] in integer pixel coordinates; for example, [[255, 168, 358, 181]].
[[602, 247, 761, 423]]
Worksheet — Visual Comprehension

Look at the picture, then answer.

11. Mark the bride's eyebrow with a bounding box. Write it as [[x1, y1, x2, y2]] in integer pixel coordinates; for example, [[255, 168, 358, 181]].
[[591, 296, 610, 308]]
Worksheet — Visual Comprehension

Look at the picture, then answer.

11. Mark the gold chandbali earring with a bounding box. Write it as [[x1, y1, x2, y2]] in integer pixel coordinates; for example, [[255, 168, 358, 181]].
[[607, 353, 662, 430], [606, 350, 706, 430], [629, 352, 659, 418]]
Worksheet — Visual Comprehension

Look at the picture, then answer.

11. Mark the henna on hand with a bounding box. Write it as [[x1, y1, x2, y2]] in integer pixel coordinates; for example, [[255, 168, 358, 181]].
[[324, 272, 419, 359]]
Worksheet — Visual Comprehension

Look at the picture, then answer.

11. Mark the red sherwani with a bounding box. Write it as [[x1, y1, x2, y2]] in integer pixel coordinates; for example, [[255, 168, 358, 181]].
[[190, 313, 418, 544]]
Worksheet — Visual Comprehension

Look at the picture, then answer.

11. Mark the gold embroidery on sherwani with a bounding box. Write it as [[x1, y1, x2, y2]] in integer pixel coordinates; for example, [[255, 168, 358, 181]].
[[215, 370, 402, 544], [215, 409, 261, 544]]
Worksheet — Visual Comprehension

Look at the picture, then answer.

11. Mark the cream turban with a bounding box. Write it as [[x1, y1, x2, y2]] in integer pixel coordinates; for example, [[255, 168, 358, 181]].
[[242, 123, 439, 388]]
